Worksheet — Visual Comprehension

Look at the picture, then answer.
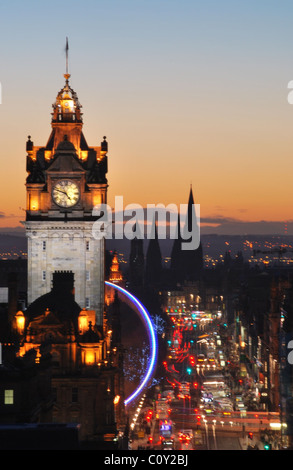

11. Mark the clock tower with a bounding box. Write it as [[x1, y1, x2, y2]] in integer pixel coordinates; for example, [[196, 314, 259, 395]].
[[24, 71, 108, 326]]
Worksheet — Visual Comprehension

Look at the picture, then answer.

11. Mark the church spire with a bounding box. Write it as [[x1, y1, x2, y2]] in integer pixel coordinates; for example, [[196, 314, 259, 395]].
[[145, 217, 162, 286], [170, 185, 203, 284]]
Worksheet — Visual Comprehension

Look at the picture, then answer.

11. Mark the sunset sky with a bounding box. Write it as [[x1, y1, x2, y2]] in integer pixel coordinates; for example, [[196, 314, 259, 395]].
[[1, 0, 293, 234]]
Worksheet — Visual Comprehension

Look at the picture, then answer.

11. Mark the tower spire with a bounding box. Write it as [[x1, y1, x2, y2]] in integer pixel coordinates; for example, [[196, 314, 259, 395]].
[[64, 37, 70, 81]]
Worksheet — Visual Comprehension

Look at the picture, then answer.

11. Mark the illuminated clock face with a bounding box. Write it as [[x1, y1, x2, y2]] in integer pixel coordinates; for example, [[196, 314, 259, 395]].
[[52, 180, 80, 208]]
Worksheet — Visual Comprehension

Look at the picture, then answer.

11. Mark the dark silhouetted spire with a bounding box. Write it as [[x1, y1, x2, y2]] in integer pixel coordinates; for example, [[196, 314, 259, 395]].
[[129, 224, 144, 290], [171, 186, 203, 283], [145, 218, 162, 286]]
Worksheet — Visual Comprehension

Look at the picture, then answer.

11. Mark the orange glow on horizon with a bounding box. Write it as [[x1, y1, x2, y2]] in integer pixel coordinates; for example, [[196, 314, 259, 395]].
[[1, 72, 293, 233]]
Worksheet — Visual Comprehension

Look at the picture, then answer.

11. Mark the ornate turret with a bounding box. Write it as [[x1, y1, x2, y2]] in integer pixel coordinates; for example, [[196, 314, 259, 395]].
[[25, 56, 109, 213], [109, 251, 124, 285], [51, 73, 82, 124]]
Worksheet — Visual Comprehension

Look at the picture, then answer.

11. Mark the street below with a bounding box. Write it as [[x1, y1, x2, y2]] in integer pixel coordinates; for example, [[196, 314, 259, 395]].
[[129, 309, 281, 451]]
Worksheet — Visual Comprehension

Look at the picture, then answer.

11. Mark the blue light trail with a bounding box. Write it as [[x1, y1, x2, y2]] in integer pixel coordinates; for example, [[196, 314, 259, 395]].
[[105, 281, 158, 406]]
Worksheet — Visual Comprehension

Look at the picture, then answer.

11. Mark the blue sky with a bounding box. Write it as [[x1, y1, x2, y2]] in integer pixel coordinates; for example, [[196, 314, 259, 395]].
[[1, 0, 293, 233]]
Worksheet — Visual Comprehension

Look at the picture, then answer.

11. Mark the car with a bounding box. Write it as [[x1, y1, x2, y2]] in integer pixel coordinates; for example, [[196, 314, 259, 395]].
[[196, 354, 206, 365], [178, 429, 193, 444], [181, 381, 190, 387], [222, 410, 232, 417], [217, 399, 233, 408], [208, 357, 216, 365], [161, 438, 175, 450], [178, 382, 190, 399], [203, 407, 216, 416], [162, 390, 175, 400]]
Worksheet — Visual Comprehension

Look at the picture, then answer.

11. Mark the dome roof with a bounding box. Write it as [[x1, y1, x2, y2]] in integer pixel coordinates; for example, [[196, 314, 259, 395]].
[[79, 322, 103, 343], [25, 282, 82, 331], [56, 136, 76, 151]]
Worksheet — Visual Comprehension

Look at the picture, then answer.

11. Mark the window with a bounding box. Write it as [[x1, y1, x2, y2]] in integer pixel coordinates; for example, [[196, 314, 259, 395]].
[[86, 270, 90, 281], [42, 271, 46, 281], [51, 352, 60, 367], [4, 390, 14, 405], [52, 388, 57, 402], [72, 388, 78, 403]]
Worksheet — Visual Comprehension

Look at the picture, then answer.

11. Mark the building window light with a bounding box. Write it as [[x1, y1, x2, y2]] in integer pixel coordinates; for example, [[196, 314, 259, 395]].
[[85, 350, 95, 365], [15, 311, 25, 334], [4, 390, 14, 405], [78, 310, 88, 333]]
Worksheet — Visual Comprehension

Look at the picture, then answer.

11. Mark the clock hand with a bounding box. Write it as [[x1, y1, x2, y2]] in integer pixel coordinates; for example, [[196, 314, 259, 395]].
[[56, 189, 71, 200], [56, 189, 67, 196]]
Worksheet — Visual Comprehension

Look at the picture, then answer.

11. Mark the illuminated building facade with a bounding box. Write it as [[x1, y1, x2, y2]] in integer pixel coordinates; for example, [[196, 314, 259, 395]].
[[24, 71, 108, 326], [105, 251, 125, 307], [108, 252, 124, 286], [0, 65, 126, 447]]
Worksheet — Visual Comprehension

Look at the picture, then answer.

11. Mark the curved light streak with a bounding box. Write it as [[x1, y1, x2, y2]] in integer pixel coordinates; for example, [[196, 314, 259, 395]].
[[105, 281, 158, 406]]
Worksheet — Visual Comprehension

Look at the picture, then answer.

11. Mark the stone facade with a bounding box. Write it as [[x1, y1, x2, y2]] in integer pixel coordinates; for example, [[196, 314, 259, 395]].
[[25, 221, 105, 325]]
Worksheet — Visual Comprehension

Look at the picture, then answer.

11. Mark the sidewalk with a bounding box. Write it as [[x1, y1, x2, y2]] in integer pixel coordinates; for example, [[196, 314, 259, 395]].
[[238, 436, 265, 450], [131, 418, 157, 450]]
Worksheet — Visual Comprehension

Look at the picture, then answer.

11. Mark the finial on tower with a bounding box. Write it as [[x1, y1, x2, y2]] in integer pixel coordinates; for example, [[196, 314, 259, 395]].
[[64, 37, 70, 82]]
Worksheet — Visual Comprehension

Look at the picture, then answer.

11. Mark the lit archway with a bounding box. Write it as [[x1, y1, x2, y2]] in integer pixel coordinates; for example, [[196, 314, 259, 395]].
[[105, 281, 158, 405]]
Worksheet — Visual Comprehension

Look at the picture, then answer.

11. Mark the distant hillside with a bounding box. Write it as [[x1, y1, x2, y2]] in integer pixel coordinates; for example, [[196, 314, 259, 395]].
[[0, 233, 27, 252], [1, 228, 293, 264]]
